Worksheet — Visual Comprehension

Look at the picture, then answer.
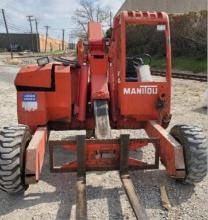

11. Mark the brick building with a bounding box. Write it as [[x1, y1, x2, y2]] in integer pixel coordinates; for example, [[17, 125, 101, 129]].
[[39, 34, 68, 52], [0, 33, 68, 52], [117, 0, 207, 14]]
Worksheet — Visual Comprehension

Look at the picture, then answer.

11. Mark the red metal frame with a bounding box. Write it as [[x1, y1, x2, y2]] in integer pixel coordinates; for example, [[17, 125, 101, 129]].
[[25, 127, 48, 184], [88, 22, 109, 100], [109, 11, 172, 122], [49, 137, 159, 172], [145, 121, 185, 177], [16, 11, 172, 131], [77, 64, 89, 121], [15, 11, 185, 184]]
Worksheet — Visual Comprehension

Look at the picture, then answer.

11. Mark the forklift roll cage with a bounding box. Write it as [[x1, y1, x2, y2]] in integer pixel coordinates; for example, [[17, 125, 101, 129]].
[[112, 11, 172, 82]]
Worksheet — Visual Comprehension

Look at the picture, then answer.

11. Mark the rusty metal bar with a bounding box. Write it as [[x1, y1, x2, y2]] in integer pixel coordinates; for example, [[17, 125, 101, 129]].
[[120, 134, 130, 174], [49, 139, 55, 173], [47, 164, 159, 173], [48, 137, 159, 173], [154, 139, 160, 169], [151, 69, 207, 82], [76, 177, 87, 220], [120, 175, 148, 220], [49, 137, 157, 145], [76, 135, 87, 220], [119, 134, 148, 220]]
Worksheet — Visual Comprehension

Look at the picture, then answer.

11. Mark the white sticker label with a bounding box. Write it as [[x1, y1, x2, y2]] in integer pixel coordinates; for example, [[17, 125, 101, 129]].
[[157, 25, 166, 31], [22, 94, 38, 111], [123, 85, 158, 95]]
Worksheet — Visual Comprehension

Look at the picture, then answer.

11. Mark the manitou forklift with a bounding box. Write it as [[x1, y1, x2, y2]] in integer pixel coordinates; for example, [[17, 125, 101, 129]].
[[0, 11, 207, 219]]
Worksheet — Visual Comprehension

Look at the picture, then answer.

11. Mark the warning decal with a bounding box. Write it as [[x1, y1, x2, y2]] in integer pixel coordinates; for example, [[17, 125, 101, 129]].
[[22, 93, 38, 111]]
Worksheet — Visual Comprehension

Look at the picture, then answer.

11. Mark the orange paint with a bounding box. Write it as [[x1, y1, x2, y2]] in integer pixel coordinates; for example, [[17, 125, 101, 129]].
[[14, 11, 183, 180]]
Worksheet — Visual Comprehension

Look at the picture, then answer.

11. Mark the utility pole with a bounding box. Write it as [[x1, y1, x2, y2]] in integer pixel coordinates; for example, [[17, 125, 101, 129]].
[[68, 33, 70, 50], [44, 26, 49, 53], [34, 19, 40, 53], [62, 29, 65, 51], [26, 15, 34, 53], [1, 9, 13, 59], [110, 11, 112, 28]]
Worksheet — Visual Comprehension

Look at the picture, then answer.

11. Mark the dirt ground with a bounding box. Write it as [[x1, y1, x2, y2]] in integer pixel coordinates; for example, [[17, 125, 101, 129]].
[[0, 60, 207, 220]]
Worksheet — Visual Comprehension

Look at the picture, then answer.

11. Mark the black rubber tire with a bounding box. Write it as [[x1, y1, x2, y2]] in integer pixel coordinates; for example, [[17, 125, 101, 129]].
[[170, 124, 207, 184], [0, 125, 31, 194]]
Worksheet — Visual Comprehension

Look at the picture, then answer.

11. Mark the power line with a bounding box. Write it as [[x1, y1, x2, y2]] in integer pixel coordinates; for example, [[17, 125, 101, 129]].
[[0, 7, 77, 52], [0, 4, 31, 31], [7, 21, 28, 31], [1, 1, 28, 17], [6, 23, 27, 32], [1, 18, 78, 35], [0, 18, 28, 32], [2, 26, 23, 32]]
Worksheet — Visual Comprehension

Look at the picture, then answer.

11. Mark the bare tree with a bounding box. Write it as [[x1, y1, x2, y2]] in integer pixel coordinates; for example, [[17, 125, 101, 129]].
[[72, 0, 111, 37]]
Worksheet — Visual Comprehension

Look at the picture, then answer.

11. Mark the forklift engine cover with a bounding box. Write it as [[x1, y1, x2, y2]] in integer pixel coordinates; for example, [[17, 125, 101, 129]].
[[15, 64, 72, 131]]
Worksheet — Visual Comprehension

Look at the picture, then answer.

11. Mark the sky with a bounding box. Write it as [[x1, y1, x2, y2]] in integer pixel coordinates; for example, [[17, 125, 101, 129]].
[[0, 0, 125, 42]]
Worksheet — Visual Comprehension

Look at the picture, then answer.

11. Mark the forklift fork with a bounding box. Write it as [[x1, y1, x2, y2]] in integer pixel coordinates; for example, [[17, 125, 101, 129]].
[[75, 134, 148, 220], [76, 135, 87, 220], [119, 134, 148, 220]]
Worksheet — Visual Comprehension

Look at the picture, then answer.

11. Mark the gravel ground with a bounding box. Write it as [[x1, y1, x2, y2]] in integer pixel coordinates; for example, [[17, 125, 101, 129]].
[[0, 60, 207, 220]]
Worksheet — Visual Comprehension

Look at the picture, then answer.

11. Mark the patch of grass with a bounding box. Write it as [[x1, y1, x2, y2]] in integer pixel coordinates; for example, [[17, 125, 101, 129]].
[[0, 48, 6, 52], [50, 50, 65, 55], [37, 50, 65, 55], [151, 56, 207, 73], [151, 57, 166, 69]]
